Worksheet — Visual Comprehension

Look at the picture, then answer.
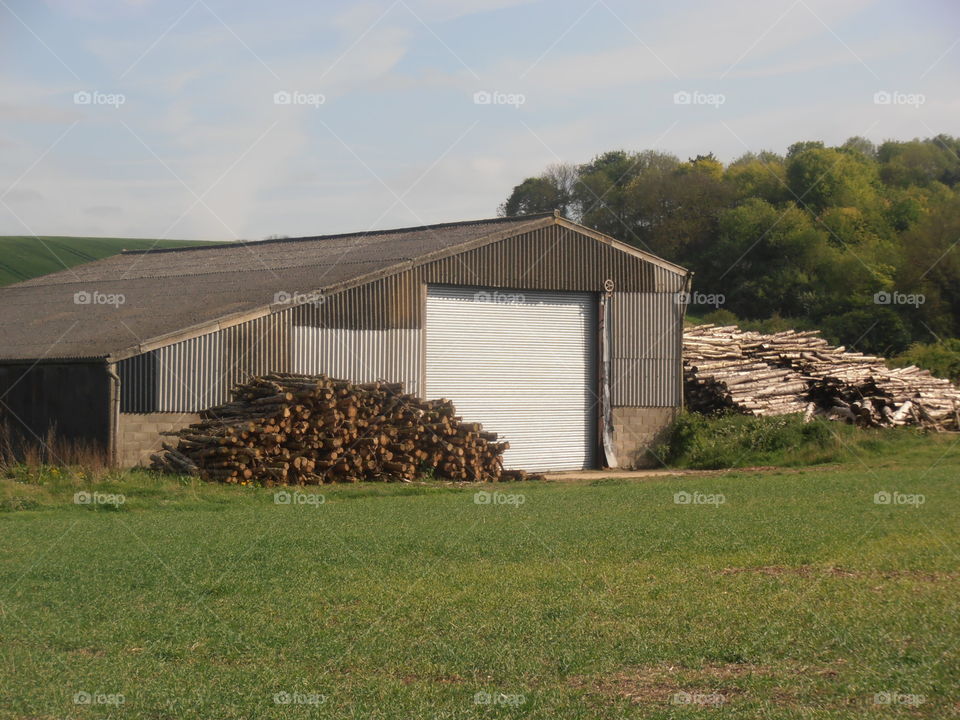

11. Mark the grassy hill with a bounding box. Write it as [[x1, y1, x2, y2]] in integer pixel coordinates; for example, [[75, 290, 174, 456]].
[[0, 236, 218, 286]]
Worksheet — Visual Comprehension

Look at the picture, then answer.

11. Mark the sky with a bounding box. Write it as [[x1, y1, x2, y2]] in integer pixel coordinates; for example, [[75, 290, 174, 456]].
[[0, 0, 957, 241]]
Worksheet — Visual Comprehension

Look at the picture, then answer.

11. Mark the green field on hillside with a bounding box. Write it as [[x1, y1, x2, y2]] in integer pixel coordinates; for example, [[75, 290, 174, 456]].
[[1, 437, 957, 719], [0, 236, 217, 286]]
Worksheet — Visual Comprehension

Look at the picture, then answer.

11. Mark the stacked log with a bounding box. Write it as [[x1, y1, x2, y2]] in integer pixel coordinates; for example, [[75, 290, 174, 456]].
[[684, 326, 813, 416], [150, 373, 511, 483], [684, 325, 960, 430]]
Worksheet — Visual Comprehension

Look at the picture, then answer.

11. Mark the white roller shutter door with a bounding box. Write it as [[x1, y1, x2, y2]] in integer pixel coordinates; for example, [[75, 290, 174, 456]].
[[425, 286, 596, 472]]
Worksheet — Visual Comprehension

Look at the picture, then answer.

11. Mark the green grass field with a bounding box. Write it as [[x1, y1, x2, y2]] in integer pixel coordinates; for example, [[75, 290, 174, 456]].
[[0, 236, 216, 286], [1, 437, 958, 719]]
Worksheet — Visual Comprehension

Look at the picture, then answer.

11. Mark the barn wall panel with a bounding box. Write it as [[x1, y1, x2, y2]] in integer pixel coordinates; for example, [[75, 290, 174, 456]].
[[608, 292, 684, 407], [0, 362, 111, 455], [291, 327, 422, 395]]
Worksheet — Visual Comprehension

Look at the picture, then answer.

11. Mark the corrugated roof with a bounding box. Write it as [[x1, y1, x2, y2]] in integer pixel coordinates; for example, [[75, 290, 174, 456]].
[[0, 214, 560, 361]]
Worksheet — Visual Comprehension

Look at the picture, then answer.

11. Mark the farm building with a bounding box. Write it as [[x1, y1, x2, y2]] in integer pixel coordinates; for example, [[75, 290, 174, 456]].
[[0, 212, 690, 471]]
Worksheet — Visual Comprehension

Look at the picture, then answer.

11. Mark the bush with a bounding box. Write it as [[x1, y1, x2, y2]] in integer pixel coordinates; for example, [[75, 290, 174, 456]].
[[701, 308, 739, 326], [819, 307, 912, 356], [657, 412, 922, 469], [891, 339, 960, 382]]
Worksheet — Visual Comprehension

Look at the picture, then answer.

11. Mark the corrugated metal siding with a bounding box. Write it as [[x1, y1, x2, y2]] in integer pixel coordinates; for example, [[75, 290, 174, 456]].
[[425, 286, 597, 472], [292, 271, 421, 330], [118, 351, 157, 413], [0, 362, 112, 453], [120, 312, 291, 412], [291, 327, 422, 395], [156, 332, 226, 411], [609, 292, 684, 407]]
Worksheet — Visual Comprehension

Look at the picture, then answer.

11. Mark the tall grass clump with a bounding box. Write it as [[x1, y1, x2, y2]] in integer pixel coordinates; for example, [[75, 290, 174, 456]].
[[657, 412, 928, 469]]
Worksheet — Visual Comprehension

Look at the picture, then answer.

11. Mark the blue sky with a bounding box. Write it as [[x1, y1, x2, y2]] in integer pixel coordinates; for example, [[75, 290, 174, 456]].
[[0, 0, 957, 240]]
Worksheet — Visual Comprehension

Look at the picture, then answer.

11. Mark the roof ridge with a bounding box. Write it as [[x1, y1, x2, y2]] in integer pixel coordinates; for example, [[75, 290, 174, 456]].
[[120, 213, 556, 256]]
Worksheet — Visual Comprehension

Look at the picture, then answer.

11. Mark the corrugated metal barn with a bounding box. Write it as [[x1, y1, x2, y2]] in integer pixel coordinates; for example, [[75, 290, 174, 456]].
[[0, 212, 690, 471]]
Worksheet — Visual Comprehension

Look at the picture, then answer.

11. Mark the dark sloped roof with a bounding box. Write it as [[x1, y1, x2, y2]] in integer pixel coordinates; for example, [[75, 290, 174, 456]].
[[0, 215, 558, 361]]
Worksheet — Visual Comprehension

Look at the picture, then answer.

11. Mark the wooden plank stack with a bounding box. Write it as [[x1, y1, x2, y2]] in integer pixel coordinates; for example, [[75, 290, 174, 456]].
[[684, 325, 960, 430], [150, 373, 511, 483]]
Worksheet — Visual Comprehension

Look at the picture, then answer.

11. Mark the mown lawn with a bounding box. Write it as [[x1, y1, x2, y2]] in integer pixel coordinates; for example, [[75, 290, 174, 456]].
[[0, 438, 958, 719]]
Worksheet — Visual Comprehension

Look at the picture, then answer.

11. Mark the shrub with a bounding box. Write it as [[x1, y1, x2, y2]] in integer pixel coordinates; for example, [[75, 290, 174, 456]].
[[657, 412, 922, 469], [701, 308, 739, 326], [891, 339, 960, 382]]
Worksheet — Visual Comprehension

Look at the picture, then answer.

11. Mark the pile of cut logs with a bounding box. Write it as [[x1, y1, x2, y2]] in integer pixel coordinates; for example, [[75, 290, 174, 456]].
[[684, 325, 960, 429], [150, 373, 522, 484]]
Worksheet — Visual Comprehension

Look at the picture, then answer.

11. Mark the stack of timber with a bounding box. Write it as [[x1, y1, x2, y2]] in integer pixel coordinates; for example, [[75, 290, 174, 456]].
[[150, 373, 516, 483], [684, 325, 960, 429]]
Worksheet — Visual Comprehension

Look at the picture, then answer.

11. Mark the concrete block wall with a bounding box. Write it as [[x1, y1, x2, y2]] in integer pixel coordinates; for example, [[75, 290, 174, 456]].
[[118, 412, 200, 467], [611, 407, 678, 469]]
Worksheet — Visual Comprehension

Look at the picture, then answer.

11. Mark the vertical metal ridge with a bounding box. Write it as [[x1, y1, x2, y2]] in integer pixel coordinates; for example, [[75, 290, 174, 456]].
[[609, 291, 682, 407], [291, 327, 422, 396]]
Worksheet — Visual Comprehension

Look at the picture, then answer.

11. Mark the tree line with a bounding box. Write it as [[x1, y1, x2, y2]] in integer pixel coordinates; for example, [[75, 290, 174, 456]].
[[500, 136, 960, 366]]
